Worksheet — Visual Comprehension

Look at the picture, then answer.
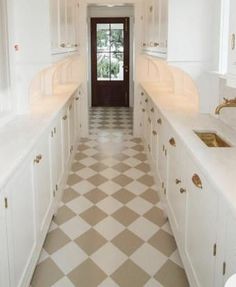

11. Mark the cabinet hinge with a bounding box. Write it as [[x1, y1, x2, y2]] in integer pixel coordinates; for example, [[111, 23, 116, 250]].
[[223, 262, 226, 275], [164, 188, 167, 195], [165, 149, 167, 157], [54, 127, 56, 134], [4, 197, 8, 209], [51, 131, 54, 138], [53, 190, 56, 198], [56, 184, 58, 191], [213, 243, 217, 256]]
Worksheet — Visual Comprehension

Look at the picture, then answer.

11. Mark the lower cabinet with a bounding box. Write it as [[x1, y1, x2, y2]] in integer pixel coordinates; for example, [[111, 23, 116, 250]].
[[0, 92, 79, 287], [183, 155, 218, 287], [4, 157, 37, 287]]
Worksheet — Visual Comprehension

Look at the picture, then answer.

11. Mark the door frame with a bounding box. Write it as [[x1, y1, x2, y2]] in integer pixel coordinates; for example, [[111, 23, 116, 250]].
[[90, 17, 130, 107], [87, 7, 134, 108]]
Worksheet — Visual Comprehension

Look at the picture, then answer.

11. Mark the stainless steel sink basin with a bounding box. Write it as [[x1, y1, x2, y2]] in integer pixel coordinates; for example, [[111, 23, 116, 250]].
[[194, 131, 232, 147]]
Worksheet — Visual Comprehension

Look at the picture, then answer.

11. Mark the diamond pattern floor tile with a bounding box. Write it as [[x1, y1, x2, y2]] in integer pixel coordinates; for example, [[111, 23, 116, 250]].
[[31, 107, 188, 287]]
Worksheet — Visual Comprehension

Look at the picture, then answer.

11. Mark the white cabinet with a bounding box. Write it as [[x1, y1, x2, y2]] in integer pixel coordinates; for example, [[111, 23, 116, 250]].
[[74, 91, 82, 141], [33, 132, 54, 238], [184, 155, 218, 287], [69, 99, 75, 154], [49, 116, 63, 200], [49, 0, 79, 54], [142, 0, 168, 56], [227, 0, 236, 82], [166, 132, 186, 252], [4, 158, 37, 287], [61, 106, 70, 169]]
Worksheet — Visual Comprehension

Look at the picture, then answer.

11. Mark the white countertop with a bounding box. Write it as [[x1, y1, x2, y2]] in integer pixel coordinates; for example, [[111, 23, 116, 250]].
[[0, 84, 79, 190], [141, 82, 236, 216]]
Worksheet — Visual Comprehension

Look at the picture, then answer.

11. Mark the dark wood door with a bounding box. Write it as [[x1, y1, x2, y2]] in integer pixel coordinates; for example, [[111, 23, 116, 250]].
[[91, 17, 130, 107]]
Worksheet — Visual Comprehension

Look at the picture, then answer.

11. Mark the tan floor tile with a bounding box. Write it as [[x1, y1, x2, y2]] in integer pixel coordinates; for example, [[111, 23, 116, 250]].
[[75, 228, 107, 255], [135, 162, 151, 173], [80, 206, 108, 226], [112, 229, 144, 256], [67, 174, 83, 186], [148, 230, 177, 257], [111, 259, 150, 287], [112, 188, 136, 204], [31, 258, 63, 287], [90, 162, 108, 172], [43, 228, 71, 255], [68, 259, 107, 287], [132, 144, 145, 152], [144, 206, 167, 227], [113, 153, 129, 161], [87, 174, 107, 186], [78, 144, 90, 151], [113, 174, 133, 187], [131, 138, 142, 143], [71, 162, 86, 172], [138, 175, 155, 187], [112, 206, 139, 226], [62, 188, 79, 204], [140, 189, 160, 204], [84, 188, 108, 203], [154, 260, 189, 287], [74, 153, 88, 161], [113, 162, 131, 172], [92, 153, 109, 161], [53, 206, 76, 225], [134, 153, 147, 161]]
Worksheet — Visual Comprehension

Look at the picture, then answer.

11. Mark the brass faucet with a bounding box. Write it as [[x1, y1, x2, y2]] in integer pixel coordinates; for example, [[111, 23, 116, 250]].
[[215, 97, 236, 114]]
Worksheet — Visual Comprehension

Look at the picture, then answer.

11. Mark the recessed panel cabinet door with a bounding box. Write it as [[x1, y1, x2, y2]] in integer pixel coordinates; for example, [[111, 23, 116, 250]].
[[61, 109, 70, 168], [69, 100, 75, 151], [34, 133, 53, 235], [74, 92, 81, 141], [4, 159, 36, 287], [228, 0, 236, 75], [166, 133, 186, 251], [184, 156, 218, 287]]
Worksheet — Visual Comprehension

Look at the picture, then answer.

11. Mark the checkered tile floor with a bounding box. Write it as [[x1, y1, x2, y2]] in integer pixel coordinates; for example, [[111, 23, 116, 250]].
[[31, 107, 189, 287]]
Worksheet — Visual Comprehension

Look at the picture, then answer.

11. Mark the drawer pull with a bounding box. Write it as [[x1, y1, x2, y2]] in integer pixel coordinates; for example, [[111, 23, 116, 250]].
[[151, 108, 154, 113], [63, 115, 67, 120], [152, 130, 157, 136], [157, 118, 162, 125], [145, 99, 148, 103], [192, 174, 203, 189], [169, 137, 176, 147], [176, 179, 181, 185], [180, 188, 186, 194]]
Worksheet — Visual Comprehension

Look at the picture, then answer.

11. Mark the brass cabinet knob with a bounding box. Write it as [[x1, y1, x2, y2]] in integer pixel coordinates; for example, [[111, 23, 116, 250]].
[[60, 43, 66, 48], [34, 154, 43, 164], [75, 97, 79, 101], [169, 137, 176, 147], [151, 108, 154, 113], [145, 99, 148, 103], [152, 130, 157, 136], [63, 115, 67, 120], [192, 174, 203, 189], [180, 188, 186, 194], [176, 179, 181, 185], [157, 118, 162, 125], [142, 108, 145, 112], [141, 92, 144, 96], [154, 42, 159, 47], [148, 118, 151, 124]]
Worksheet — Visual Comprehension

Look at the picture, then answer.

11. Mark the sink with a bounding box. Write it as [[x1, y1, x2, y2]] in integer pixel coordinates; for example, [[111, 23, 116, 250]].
[[194, 131, 232, 147]]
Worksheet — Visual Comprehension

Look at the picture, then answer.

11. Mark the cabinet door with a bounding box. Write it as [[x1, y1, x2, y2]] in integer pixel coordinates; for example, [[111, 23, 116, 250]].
[[50, 0, 60, 51], [150, 106, 159, 171], [222, 210, 236, 285], [159, 0, 168, 51], [5, 159, 37, 287], [166, 132, 186, 250], [228, 0, 236, 75], [34, 133, 53, 236], [74, 92, 81, 141], [61, 108, 70, 168], [184, 156, 218, 287], [66, 0, 78, 49], [0, 194, 10, 287], [69, 100, 75, 152], [144, 0, 155, 47], [59, 0, 67, 48], [153, 0, 161, 47], [49, 118, 63, 193]]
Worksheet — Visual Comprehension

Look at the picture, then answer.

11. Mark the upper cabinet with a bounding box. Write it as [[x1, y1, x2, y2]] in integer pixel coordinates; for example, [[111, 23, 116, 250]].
[[50, 0, 79, 55], [142, 0, 168, 57]]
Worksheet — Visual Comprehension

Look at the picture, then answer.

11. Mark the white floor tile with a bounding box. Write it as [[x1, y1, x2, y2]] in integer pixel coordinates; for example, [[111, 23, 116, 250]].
[[94, 217, 125, 240], [60, 216, 90, 240], [128, 217, 159, 241]]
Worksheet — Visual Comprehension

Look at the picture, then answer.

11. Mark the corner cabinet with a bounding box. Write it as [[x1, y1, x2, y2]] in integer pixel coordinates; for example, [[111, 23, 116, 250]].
[[140, 88, 236, 287], [49, 0, 79, 55]]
